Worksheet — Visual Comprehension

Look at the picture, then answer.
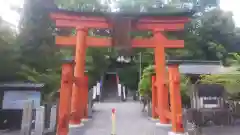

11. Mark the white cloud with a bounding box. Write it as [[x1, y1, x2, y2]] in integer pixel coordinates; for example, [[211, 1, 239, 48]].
[[0, 0, 22, 27], [220, 0, 240, 26]]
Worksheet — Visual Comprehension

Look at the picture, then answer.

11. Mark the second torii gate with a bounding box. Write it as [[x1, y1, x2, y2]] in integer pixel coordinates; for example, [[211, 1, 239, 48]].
[[49, 9, 192, 135]]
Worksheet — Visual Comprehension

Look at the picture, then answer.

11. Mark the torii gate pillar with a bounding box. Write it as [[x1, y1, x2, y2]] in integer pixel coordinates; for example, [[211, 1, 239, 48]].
[[154, 30, 170, 124], [168, 62, 184, 133], [70, 27, 87, 125], [57, 59, 74, 135]]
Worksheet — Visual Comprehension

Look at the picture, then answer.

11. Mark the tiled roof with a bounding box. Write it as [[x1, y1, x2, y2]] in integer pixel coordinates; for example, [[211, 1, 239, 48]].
[[166, 60, 237, 74], [0, 82, 44, 91], [178, 64, 235, 74]]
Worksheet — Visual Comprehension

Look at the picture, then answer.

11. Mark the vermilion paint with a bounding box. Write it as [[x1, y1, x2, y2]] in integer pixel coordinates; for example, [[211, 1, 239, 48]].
[[57, 62, 73, 135], [70, 27, 87, 125]]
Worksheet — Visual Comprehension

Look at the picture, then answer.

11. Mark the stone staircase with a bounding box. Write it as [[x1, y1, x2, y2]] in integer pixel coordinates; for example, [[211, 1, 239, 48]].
[[102, 88, 120, 102]]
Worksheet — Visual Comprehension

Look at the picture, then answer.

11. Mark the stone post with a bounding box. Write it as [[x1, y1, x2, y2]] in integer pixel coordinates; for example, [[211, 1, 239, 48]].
[[21, 100, 34, 135], [49, 105, 57, 131], [34, 106, 45, 135]]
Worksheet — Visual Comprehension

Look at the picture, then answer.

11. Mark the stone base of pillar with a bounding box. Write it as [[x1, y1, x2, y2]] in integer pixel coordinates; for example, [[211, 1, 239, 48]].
[[156, 122, 172, 128], [148, 117, 159, 122], [69, 123, 84, 128], [168, 131, 185, 135], [68, 123, 85, 135], [155, 122, 172, 134], [82, 118, 91, 122]]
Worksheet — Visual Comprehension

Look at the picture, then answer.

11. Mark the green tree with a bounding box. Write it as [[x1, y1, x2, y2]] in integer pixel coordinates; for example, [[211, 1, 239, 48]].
[[86, 48, 112, 87], [178, 9, 236, 63], [0, 18, 21, 81], [19, 0, 62, 71], [17, 0, 63, 100], [138, 65, 155, 97], [200, 53, 240, 100]]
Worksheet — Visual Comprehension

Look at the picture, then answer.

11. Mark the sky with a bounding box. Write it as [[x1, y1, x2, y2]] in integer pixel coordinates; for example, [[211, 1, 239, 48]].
[[0, 0, 23, 26], [0, 0, 240, 27]]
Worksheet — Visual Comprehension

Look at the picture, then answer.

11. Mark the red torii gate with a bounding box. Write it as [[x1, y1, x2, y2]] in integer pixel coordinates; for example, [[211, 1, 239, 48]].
[[50, 9, 192, 135]]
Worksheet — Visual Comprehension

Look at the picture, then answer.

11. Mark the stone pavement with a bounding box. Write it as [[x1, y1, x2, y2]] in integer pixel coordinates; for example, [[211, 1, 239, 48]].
[[0, 130, 20, 135], [201, 126, 240, 135], [69, 101, 168, 135]]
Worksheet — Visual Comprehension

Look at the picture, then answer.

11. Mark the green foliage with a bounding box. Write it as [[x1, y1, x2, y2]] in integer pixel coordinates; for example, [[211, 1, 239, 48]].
[[19, 0, 62, 71], [200, 74, 240, 94], [18, 65, 61, 101], [13, 0, 63, 101], [55, 0, 218, 13], [180, 75, 191, 106], [55, 0, 104, 11], [138, 65, 155, 97], [0, 18, 22, 81], [117, 65, 139, 90], [200, 53, 240, 96], [86, 48, 112, 87], [166, 9, 236, 64]]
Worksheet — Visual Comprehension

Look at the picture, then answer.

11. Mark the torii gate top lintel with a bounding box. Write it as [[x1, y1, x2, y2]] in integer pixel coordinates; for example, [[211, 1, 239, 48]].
[[50, 9, 193, 49], [50, 9, 192, 30]]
